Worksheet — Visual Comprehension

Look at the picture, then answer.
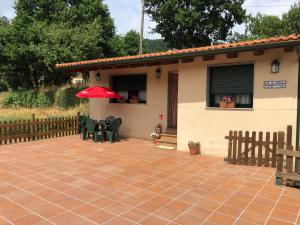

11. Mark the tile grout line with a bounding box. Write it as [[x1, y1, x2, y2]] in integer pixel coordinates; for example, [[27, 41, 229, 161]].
[[0, 192, 56, 225], [165, 164, 246, 225], [99, 160, 225, 225], [7, 154, 221, 224], [0, 215, 14, 225], [199, 166, 263, 225], [295, 208, 300, 225], [0, 159, 207, 225], [232, 173, 278, 225], [263, 185, 286, 225]]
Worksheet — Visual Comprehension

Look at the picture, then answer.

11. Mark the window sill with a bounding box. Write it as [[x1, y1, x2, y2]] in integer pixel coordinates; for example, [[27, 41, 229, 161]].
[[205, 107, 254, 111]]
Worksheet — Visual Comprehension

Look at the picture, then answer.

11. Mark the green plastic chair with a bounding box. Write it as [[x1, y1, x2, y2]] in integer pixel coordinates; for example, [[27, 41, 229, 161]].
[[78, 115, 88, 140], [106, 118, 122, 143], [85, 118, 99, 142]]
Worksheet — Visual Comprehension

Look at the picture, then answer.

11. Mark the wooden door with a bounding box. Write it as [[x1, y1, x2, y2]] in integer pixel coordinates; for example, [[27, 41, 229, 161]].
[[168, 73, 178, 129]]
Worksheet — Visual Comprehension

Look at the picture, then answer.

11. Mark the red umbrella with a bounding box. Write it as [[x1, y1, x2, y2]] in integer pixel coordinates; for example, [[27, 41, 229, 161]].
[[76, 86, 122, 99], [76, 86, 122, 120]]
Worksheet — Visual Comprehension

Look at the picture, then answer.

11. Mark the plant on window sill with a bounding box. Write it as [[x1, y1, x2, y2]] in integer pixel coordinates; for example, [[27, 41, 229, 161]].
[[219, 95, 236, 109]]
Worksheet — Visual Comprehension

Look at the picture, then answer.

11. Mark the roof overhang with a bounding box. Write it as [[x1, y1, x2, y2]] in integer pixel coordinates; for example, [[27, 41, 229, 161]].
[[56, 36, 300, 72]]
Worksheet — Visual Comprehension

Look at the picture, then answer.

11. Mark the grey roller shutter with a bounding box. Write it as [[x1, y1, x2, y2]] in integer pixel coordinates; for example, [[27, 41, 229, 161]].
[[209, 64, 254, 95]]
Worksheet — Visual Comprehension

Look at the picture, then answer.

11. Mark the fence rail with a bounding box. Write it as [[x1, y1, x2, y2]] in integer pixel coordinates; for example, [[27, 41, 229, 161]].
[[276, 131, 300, 186], [225, 126, 293, 167], [0, 114, 79, 145]]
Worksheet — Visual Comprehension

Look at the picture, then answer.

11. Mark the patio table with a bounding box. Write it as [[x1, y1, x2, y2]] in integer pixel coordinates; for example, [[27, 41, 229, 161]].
[[98, 120, 111, 142]]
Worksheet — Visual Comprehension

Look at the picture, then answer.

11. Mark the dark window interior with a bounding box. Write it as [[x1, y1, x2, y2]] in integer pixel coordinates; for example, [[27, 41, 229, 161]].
[[208, 64, 254, 108], [110, 74, 147, 103]]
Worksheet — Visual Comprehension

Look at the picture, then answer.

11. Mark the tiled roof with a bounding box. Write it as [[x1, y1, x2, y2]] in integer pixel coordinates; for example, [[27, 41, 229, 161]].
[[56, 34, 300, 69]]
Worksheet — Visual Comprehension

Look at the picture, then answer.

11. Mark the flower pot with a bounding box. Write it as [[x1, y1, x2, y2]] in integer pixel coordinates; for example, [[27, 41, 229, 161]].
[[130, 99, 139, 104], [188, 145, 199, 155], [219, 100, 236, 109]]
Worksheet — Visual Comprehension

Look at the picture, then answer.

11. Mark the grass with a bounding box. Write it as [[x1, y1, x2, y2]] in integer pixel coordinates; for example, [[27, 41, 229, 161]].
[[0, 104, 89, 122]]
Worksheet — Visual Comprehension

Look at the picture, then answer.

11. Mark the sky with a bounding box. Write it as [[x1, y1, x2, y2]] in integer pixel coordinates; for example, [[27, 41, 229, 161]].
[[0, 0, 299, 39]]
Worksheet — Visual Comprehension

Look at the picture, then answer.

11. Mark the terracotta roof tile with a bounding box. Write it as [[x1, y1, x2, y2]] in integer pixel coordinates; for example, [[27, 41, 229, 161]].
[[56, 34, 300, 69]]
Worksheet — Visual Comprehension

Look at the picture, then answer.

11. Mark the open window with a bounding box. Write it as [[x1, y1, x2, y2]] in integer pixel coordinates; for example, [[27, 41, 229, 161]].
[[208, 64, 254, 108], [110, 74, 147, 104]]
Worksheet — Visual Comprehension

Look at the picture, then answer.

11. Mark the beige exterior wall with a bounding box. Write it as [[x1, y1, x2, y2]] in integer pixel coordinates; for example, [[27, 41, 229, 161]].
[[89, 64, 178, 139], [90, 48, 299, 157], [178, 48, 299, 156]]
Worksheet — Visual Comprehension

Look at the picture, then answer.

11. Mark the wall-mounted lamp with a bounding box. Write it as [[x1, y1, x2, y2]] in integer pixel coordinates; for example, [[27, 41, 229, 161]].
[[271, 60, 280, 74], [155, 68, 161, 79], [95, 72, 101, 81]]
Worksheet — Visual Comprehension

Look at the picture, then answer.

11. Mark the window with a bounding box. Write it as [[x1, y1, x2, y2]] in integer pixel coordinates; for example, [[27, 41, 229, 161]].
[[208, 64, 254, 108], [110, 74, 147, 103]]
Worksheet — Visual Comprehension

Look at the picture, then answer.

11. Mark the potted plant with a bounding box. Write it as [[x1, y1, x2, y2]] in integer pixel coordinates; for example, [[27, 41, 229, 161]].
[[188, 141, 200, 155], [130, 95, 139, 104], [219, 95, 236, 108]]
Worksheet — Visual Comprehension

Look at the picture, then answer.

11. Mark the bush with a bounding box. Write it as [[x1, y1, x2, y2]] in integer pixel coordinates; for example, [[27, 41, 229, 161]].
[[2, 90, 54, 108], [35, 92, 52, 108], [55, 87, 80, 109]]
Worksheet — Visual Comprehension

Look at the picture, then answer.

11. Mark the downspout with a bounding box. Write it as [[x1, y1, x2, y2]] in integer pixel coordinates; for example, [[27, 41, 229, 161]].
[[296, 46, 300, 149]]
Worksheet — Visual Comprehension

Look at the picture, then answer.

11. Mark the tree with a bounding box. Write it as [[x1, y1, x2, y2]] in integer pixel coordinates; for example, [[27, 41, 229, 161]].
[[0, 16, 9, 26], [123, 30, 140, 55], [282, 3, 300, 35], [247, 13, 284, 38], [144, 39, 169, 53], [144, 0, 246, 49], [0, 0, 116, 90]]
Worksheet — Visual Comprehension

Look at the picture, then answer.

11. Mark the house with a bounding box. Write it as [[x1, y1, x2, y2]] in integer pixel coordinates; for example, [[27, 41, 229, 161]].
[[71, 73, 85, 86], [56, 35, 300, 157]]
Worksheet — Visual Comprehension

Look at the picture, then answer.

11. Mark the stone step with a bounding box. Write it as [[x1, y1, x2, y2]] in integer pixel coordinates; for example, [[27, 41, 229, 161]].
[[166, 128, 177, 135], [156, 133, 177, 146]]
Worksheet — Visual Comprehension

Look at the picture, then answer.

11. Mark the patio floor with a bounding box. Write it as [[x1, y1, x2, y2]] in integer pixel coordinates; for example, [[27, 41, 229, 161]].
[[0, 136, 299, 225]]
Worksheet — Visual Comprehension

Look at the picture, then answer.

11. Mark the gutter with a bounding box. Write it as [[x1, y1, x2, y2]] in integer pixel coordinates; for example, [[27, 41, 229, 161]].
[[56, 40, 300, 71]]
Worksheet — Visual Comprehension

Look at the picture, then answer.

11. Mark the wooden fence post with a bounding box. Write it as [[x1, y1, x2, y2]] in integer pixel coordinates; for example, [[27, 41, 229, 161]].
[[272, 132, 277, 167], [76, 112, 81, 134], [276, 131, 284, 185], [258, 132, 263, 166], [237, 131, 242, 164], [232, 131, 237, 164], [251, 131, 256, 166], [244, 131, 249, 165], [32, 114, 36, 141]]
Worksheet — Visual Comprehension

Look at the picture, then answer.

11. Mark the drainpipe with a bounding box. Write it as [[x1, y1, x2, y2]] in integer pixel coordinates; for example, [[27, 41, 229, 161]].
[[296, 46, 300, 149]]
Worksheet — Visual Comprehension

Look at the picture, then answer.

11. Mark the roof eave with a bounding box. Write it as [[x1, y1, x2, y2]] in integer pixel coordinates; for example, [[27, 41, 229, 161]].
[[57, 40, 300, 72]]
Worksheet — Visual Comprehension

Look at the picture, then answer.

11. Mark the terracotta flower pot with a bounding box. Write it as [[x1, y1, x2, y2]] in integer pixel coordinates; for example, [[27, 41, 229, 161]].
[[188, 146, 199, 155], [219, 100, 236, 109], [130, 99, 139, 104]]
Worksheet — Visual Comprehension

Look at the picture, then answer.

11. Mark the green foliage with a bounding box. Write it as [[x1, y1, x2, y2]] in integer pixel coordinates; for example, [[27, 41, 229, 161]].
[[282, 3, 300, 35], [242, 3, 300, 41], [0, 0, 116, 90], [248, 13, 284, 38], [144, 0, 246, 49], [0, 16, 9, 27], [36, 92, 53, 108], [55, 87, 84, 109], [144, 39, 169, 53], [123, 30, 140, 55]]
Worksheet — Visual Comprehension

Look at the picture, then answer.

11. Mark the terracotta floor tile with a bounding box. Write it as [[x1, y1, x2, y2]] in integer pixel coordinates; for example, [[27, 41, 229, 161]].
[[50, 211, 81, 225], [207, 212, 236, 225], [271, 209, 298, 223], [266, 217, 294, 225], [138, 200, 162, 213], [71, 203, 99, 216], [217, 203, 243, 217], [104, 202, 131, 215], [90, 197, 115, 208], [139, 215, 169, 225], [0, 137, 294, 224], [240, 209, 269, 224], [13, 214, 44, 225], [121, 208, 149, 222], [86, 209, 115, 224], [37, 205, 65, 219], [103, 216, 135, 225]]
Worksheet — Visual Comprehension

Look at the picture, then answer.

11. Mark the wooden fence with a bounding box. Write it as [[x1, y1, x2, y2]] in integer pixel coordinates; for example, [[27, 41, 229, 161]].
[[276, 131, 300, 186], [0, 114, 79, 145], [225, 126, 293, 167]]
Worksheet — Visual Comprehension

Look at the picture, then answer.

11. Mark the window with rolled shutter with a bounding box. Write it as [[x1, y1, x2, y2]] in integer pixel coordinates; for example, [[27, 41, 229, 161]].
[[208, 64, 254, 108]]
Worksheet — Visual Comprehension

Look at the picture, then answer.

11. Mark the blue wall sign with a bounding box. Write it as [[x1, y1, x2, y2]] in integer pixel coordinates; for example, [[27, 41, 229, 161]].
[[263, 80, 287, 89]]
